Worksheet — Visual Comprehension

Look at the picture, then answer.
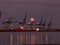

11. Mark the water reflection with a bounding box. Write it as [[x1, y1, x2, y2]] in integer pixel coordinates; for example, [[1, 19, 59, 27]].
[[10, 33, 12, 45], [20, 34, 23, 45], [25, 34, 28, 44], [17, 34, 19, 45], [41, 34, 42, 44], [45, 34, 48, 44], [31, 34, 35, 44], [9, 33, 49, 45], [1, 32, 60, 45]]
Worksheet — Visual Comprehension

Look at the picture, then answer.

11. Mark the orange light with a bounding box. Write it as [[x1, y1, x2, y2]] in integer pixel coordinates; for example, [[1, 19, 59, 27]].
[[30, 17, 35, 22]]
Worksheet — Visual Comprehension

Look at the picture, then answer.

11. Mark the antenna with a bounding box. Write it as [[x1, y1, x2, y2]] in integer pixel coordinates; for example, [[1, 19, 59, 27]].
[[23, 12, 27, 24]]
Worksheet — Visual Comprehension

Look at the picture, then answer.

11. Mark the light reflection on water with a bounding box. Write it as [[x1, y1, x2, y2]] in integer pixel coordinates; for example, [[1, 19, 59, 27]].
[[10, 33, 48, 45], [45, 34, 48, 44], [17, 34, 19, 45], [10, 33, 12, 45], [41, 34, 43, 44], [1, 32, 60, 45], [31, 34, 35, 44], [20, 34, 23, 45]]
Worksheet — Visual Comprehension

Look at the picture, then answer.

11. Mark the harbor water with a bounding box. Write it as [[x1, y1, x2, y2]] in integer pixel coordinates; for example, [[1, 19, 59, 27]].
[[0, 32, 60, 45]]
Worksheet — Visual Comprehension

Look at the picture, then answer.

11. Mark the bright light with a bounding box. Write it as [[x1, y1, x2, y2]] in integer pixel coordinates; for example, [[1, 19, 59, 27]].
[[20, 26, 24, 30], [30, 17, 35, 22], [36, 28, 40, 31]]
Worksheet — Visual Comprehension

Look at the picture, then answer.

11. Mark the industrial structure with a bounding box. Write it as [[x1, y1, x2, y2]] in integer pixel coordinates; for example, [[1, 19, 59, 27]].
[[0, 11, 58, 31]]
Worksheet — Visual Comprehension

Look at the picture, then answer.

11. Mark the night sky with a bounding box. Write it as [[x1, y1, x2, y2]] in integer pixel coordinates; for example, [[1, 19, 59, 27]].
[[0, 0, 60, 29]]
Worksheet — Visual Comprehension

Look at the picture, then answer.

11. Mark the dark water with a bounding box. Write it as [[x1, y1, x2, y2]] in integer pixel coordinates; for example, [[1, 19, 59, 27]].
[[0, 32, 60, 45]]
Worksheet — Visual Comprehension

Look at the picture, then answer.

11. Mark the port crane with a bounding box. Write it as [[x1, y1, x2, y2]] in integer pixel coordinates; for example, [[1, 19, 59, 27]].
[[0, 11, 53, 31]]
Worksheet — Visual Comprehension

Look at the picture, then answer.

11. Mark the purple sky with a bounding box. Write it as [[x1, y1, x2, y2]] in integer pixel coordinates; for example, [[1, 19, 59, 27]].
[[0, 0, 60, 28]]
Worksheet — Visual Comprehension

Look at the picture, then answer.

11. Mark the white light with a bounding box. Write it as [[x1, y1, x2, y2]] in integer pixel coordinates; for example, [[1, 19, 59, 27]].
[[20, 26, 24, 30], [30, 17, 35, 22], [36, 28, 40, 31]]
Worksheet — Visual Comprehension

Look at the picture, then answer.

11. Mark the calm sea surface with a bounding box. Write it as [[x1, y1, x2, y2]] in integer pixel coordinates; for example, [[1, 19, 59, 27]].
[[0, 32, 60, 45]]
